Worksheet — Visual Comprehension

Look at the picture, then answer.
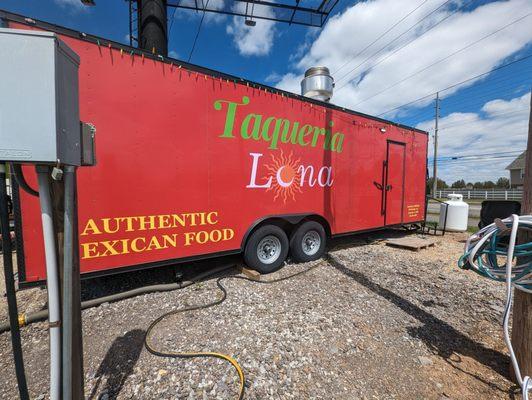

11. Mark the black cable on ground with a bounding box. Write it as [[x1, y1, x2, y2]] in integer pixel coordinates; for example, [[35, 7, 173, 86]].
[[0, 259, 323, 399], [0, 264, 233, 334], [144, 262, 324, 400], [0, 165, 30, 400]]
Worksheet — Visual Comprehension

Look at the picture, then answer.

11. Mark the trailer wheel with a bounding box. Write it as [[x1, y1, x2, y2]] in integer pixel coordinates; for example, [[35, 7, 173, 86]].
[[244, 225, 289, 273], [290, 221, 326, 262]]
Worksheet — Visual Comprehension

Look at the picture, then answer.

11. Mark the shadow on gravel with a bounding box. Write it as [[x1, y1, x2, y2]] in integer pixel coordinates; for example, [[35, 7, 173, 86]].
[[79, 255, 241, 302], [88, 329, 145, 400], [76, 230, 403, 304], [328, 229, 409, 251], [326, 254, 511, 383]]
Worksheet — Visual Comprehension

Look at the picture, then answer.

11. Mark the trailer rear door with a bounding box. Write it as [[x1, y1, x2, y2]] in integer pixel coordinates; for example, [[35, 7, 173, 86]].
[[385, 141, 406, 225]]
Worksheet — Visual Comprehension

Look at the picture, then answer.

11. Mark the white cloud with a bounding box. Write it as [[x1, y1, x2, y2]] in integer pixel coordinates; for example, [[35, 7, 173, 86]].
[[54, 0, 89, 12], [416, 92, 530, 183], [226, 2, 276, 56], [275, 0, 532, 116], [264, 71, 282, 83]]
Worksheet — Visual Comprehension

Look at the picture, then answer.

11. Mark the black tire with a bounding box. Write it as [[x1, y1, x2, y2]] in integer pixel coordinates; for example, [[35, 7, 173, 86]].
[[244, 225, 289, 274], [290, 221, 326, 262]]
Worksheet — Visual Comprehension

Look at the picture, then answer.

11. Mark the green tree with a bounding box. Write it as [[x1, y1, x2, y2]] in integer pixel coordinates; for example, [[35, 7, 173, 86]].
[[451, 179, 466, 188], [496, 177, 510, 188], [426, 177, 448, 194]]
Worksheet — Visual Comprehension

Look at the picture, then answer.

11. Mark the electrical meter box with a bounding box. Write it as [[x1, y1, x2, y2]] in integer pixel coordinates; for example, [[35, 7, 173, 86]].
[[0, 28, 81, 165]]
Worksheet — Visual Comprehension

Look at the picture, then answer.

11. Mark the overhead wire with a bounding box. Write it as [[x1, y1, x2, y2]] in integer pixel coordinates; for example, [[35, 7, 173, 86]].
[[168, 1, 180, 37], [391, 68, 532, 122], [349, 12, 532, 105], [435, 156, 521, 166], [187, 0, 211, 62], [375, 53, 532, 117], [435, 109, 530, 131], [429, 75, 532, 109], [433, 150, 524, 161], [335, 0, 466, 89], [331, 0, 431, 76], [334, 0, 454, 85]]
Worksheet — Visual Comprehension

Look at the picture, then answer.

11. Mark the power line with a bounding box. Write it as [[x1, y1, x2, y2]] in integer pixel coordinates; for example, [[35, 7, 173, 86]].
[[435, 153, 522, 162], [441, 92, 531, 111], [432, 150, 523, 161], [168, 2, 180, 37], [187, 0, 210, 62], [336, 0, 468, 89], [334, 0, 454, 85], [395, 69, 532, 120], [436, 155, 520, 166], [376, 53, 532, 116], [435, 85, 532, 110], [436, 158, 519, 167], [331, 0, 431, 76], [423, 108, 531, 131], [350, 12, 532, 106], [435, 108, 531, 131]]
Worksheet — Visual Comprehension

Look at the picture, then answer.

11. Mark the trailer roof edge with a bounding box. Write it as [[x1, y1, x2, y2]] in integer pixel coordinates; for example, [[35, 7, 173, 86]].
[[0, 8, 428, 136]]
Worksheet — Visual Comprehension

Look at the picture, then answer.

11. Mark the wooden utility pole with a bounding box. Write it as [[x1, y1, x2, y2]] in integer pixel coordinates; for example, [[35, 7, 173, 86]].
[[432, 92, 440, 197], [511, 91, 532, 381]]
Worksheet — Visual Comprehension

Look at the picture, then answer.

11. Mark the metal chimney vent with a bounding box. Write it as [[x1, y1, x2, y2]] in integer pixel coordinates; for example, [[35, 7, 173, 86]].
[[301, 66, 334, 102]]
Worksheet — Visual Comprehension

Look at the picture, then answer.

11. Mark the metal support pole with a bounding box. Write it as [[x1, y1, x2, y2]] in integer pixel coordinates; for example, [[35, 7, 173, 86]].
[[0, 164, 29, 400], [36, 165, 62, 400], [432, 92, 440, 197], [62, 165, 84, 400]]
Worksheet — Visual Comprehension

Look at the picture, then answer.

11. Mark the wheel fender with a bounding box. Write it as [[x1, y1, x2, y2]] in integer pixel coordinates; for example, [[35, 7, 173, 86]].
[[240, 213, 330, 250]]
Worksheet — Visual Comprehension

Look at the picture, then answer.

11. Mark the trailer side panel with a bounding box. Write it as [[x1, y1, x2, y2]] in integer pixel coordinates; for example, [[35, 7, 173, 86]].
[[8, 21, 428, 283]]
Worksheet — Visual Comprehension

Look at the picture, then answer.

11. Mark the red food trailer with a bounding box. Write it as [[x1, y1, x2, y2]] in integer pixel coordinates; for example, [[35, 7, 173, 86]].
[[2, 11, 428, 286]]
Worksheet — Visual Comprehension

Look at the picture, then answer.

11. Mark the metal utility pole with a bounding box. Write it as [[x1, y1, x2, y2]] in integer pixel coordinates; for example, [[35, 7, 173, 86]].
[[511, 90, 532, 381], [432, 92, 440, 197], [137, 0, 168, 56]]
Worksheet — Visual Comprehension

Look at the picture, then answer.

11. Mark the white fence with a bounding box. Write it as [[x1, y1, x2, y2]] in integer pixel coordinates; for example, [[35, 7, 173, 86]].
[[436, 189, 522, 200]]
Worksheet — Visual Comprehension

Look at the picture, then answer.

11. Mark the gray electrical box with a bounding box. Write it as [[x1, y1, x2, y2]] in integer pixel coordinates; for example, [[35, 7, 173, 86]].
[[0, 28, 81, 165]]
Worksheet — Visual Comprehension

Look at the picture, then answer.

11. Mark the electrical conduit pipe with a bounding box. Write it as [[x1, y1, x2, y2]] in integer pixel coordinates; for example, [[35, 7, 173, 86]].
[[36, 166, 61, 400]]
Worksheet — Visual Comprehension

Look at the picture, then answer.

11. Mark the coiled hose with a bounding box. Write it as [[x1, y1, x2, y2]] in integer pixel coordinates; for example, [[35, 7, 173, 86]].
[[459, 215, 532, 399], [144, 262, 323, 400]]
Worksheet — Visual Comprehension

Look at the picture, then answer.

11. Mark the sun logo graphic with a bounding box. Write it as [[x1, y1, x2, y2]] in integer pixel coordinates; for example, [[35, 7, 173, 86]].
[[247, 151, 334, 203], [264, 151, 303, 203]]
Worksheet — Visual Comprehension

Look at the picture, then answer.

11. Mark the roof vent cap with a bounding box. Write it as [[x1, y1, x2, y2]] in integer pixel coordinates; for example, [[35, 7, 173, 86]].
[[301, 66, 334, 102]]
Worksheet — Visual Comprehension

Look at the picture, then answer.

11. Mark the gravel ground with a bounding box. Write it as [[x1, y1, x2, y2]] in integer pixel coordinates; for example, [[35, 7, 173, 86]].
[[0, 230, 519, 399]]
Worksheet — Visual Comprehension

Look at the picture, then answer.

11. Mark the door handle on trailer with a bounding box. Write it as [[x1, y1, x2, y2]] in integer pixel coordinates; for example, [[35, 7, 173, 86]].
[[373, 181, 383, 190]]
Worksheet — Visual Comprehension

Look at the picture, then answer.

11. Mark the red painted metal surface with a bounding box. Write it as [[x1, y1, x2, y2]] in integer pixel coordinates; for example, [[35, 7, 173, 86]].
[[9, 21, 428, 283], [385, 141, 406, 226]]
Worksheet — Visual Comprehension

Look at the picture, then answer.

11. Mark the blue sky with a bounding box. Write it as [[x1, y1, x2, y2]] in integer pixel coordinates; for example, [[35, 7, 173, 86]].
[[2, 0, 531, 184]]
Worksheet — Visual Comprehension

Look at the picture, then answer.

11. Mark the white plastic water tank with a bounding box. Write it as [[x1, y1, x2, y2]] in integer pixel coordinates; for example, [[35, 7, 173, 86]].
[[439, 194, 469, 232]]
